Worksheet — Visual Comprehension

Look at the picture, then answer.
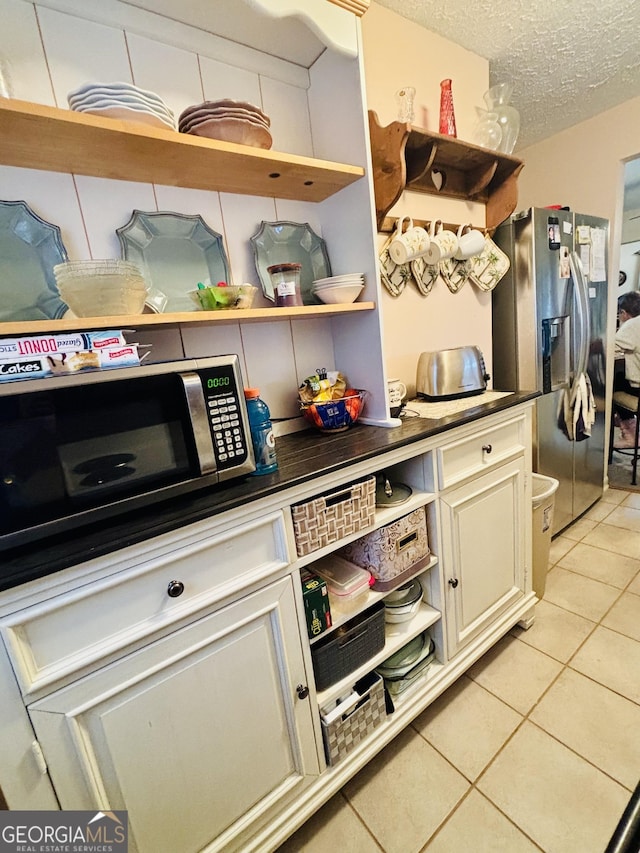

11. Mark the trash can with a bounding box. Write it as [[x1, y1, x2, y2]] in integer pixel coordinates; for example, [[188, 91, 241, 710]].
[[531, 474, 559, 599]]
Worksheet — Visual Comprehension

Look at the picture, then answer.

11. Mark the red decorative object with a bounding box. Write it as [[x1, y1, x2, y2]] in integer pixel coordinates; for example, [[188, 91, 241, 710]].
[[439, 78, 457, 137]]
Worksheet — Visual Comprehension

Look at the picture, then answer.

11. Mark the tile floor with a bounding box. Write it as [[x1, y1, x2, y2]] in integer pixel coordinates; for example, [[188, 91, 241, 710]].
[[276, 487, 640, 853]]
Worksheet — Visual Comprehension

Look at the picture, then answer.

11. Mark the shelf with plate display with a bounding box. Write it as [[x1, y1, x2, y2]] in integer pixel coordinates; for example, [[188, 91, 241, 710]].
[[0, 302, 376, 337], [368, 110, 524, 231], [0, 97, 365, 203]]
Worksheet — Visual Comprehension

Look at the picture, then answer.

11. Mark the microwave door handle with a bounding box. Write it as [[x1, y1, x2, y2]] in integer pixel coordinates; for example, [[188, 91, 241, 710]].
[[179, 372, 218, 475]]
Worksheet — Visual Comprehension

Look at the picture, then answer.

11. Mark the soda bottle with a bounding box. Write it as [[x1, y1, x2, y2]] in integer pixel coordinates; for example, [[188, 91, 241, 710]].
[[244, 388, 278, 475]]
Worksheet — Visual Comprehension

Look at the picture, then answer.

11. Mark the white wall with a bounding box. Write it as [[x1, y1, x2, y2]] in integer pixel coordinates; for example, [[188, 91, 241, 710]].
[[361, 2, 494, 398]]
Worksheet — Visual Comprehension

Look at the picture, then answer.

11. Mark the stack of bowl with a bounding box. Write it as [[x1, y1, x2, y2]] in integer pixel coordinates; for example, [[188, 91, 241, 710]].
[[311, 273, 364, 304], [178, 99, 272, 149], [54, 260, 148, 317], [382, 578, 424, 623]]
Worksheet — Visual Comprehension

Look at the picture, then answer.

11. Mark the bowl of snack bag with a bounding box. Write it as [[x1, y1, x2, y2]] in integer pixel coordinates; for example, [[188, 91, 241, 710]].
[[298, 369, 367, 433]]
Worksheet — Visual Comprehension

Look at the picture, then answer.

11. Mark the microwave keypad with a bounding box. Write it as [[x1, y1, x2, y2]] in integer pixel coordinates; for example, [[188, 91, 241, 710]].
[[207, 394, 248, 466]]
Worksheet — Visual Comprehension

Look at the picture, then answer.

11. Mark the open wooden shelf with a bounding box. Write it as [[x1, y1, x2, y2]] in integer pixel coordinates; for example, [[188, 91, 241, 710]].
[[0, 97, 365, 202], [0, 302, 376, 336], [368, 110, 524, 231]]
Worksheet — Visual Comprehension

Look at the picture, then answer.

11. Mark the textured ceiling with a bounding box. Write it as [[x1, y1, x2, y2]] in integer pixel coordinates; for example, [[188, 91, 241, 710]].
[[373, 0, 640, 152]]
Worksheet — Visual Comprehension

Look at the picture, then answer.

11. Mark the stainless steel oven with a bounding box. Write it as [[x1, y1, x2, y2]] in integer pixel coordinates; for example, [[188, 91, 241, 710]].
[[0, 355, 255, 550]]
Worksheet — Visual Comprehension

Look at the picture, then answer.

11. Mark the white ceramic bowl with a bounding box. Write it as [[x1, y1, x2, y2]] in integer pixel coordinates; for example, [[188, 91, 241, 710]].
[[313, 274, 364, 286], [312, 283, 364, 304]]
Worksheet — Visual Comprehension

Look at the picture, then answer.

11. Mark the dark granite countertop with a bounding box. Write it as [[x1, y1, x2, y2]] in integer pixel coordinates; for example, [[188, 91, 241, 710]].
[[0, 390, 538, 591]]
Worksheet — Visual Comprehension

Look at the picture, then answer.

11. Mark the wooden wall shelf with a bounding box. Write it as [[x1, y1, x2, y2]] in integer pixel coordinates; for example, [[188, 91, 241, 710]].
[[0, 302, 376, 336], [368, 110, 524, 231], [0, 98, 365, 203]]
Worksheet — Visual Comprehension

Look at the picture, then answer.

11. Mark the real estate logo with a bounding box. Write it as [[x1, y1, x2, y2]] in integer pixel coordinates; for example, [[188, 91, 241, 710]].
[[0, 810, 128, 853]]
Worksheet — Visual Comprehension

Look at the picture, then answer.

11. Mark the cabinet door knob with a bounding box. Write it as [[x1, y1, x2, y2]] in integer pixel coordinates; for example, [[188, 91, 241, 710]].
[[482, 443, 493, 454], [296, 684, 310, 700], [448, 578, 459, 588], [167, 580, 185, 598]]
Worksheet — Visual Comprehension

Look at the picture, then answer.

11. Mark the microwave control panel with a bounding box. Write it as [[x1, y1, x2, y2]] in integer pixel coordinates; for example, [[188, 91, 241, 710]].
[[199, 366, 250, 469]]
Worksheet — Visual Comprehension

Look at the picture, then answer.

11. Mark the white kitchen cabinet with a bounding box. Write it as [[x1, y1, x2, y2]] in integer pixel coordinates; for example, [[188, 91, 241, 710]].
[[440, 457, 527, 657], [0, 400, 537, 852], [27, 575, 319, 853]]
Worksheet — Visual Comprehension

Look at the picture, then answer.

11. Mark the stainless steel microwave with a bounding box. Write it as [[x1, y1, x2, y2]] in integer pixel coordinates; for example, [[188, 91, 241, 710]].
[[0, 355, 256, 551]]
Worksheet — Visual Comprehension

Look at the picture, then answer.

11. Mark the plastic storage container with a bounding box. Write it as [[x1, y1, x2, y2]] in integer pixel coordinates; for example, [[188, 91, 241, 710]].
[[244, 388, 278, 475], [531, 473, 559, 598], [311, 601, 385, 691], [313, 554, 374, 611]]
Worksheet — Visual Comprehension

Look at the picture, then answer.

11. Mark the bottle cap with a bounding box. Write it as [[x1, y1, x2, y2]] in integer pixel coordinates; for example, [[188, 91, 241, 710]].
[[244, 388, 260, 399]]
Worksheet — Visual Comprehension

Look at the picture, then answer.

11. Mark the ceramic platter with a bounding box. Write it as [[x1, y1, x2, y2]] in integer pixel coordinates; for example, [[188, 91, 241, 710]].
[[116, 211, 230, 313], [250, 221, 331, 304], [0, 200, 69, 322]]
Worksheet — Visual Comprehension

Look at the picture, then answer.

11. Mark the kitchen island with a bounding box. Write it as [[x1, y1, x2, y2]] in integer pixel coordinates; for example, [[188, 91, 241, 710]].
[[0, 390, 538, 852]]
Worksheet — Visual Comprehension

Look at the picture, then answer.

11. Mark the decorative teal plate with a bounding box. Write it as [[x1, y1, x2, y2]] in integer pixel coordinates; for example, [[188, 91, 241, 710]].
[[0, 200, 69, 322], [250, 221, 331, 305], [116, 211, 230, 313]]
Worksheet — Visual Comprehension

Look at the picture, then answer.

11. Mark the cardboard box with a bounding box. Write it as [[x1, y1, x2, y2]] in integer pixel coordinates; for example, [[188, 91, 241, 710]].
[[339, 507, 430, 590], [300, 569, 332, 639], [0, 345, 141, 383], [0, 330, 127, 358]]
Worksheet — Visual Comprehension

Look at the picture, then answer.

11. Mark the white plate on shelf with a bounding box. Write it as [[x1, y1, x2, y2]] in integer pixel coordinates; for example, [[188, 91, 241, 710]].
[[116, 210, 230, 313], [250, 221, 331, 304], [68, 80, 169, 106], [73, 103, 176, 130], [70, 92, 175, 122]]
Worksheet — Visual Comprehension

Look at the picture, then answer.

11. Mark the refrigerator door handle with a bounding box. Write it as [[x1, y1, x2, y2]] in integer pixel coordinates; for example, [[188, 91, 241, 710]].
[[569, 251, 591, 402]]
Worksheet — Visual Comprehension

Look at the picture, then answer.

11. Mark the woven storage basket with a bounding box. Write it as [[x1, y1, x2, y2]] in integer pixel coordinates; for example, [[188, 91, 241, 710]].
[[321, 671, 386, 766], [291, 475, 376, 557]]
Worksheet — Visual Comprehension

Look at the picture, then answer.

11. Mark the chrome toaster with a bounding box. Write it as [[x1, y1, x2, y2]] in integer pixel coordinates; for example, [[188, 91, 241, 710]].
[[416, 346, 490, 400]]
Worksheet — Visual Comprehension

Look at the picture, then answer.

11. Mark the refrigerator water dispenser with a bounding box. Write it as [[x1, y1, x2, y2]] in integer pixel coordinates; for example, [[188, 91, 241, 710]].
[[541, 316, 570, 393]]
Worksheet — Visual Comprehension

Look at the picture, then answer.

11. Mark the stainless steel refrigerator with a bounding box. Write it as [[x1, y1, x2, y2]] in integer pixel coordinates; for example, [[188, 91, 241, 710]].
[[492, 207, 609, 535]]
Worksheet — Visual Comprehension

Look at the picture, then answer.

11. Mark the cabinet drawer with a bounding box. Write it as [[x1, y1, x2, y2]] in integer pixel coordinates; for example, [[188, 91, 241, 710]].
[[437, 416, 526, 489], [1, 511, 289, 696]]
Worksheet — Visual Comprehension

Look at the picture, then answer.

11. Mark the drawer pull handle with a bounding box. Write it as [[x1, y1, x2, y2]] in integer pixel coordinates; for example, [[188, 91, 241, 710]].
[[448, 578, 459, 588], [167, 580, 185, 598], [482, 444, 493, 454], [296, 684, 310, 700]]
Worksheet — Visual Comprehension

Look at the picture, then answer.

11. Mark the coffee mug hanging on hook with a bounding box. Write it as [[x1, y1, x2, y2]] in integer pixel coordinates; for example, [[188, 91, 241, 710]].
[[439, 79, 457, 137]]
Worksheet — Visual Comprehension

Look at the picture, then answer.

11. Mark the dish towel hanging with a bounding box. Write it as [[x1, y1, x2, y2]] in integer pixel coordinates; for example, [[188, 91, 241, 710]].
[[572, 373, 596, 442], [557, 373, 595, 442]]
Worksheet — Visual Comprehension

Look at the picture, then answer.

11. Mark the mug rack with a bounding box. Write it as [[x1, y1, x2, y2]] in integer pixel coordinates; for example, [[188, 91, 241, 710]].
[[368, 110, 524, 232], [379, 216, 486, 235]]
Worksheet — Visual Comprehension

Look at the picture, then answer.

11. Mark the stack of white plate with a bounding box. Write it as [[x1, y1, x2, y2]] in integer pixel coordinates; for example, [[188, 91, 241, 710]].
[[67, 82, 176, 130], [178, 99, 272, 149], [311, 273, 365, 304]]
